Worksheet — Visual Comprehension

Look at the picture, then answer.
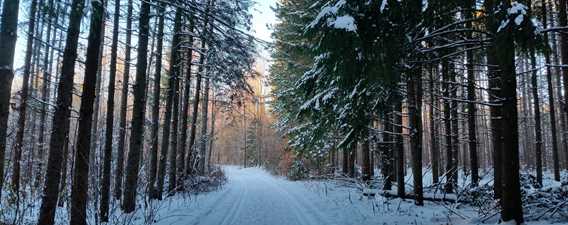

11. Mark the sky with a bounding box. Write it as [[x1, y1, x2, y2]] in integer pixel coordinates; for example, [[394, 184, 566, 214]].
[[251, 0, 277, 44]]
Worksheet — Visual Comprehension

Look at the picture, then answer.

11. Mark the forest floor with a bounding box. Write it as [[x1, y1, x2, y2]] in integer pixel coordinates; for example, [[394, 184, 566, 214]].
[[144, 166, 567, 225]]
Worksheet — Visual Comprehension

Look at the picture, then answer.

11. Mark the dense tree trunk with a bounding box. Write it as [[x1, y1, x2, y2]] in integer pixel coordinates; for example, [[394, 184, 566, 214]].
[[559, 0, 568, 175], [429, 67, 439, 184], [114, 0, 133, 200], [199, 77, 211, 175], [465, 0, 478, 186], [383, 112, 394, 190], [37, 0, 87, 223], [158, 8, 182, 199], [187, 55, 202, 174], [486, 0, 524, 223], [12, 0, 37, 194], [543, 0, 561, 181], [361, 138, 371, 182], [530, 49, 543, 186], [394, 98, 405, 198], [149, 2, 165, 199], [442, 59, 455, 193], [178, 16, 194, 180], [69, 1, 105, 224], [0, 0, 20, 199], [121, 0, 151, 213], [100, 0, 120, 220], [408, 68, 423, 206], [167, 59, 181, 193]]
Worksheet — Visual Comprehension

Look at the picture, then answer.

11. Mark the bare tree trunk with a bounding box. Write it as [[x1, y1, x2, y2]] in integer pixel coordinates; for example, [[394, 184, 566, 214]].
[[12, 0, 37, 195], [100, 0, 120, 220], [178, 17, 194, 180], [0, 0, 21, 201], [487, 0, 524, 222], [114, 0, 133, 200], [543, 0, 561, 181], [465, 0, 478, 186], [121, 0, 150, 213], [559, 0, 568, 175], [394, 97, 405, 198], [187, 55, 202, 174], [361, 138, 371, 182], [429, 66, 439, 184], [69, 1, 105, 224], [408, 67, 423, 206], [37, 0, 57, 189], [148, 2, 165, 199], [158, 8, 182, 199], [383, 111, 394, 190], [442, 60, 456, 193], [37, 0, 86, 223], [199, 77, 210, 175]]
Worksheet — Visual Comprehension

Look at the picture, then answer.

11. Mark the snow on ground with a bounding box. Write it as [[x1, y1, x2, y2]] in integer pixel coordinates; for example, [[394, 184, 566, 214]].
[[142, 166, 567, 225]]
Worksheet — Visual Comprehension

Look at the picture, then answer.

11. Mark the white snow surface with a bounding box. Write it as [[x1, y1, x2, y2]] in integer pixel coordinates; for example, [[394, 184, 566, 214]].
[[142, 166, 567, 225]]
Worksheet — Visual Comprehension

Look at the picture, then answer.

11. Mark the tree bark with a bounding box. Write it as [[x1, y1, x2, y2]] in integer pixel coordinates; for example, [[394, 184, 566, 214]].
[[12, 0, 37, 195], [100, 0, 120, 220], [69, 1, 105, 224], [114, 0, 133, 200], [199, 77, 210, 175], [121, 0, 151, 213], [158, 8, 182, 199], [37, 0, 87, 223], [408, 68, 423, 206], [0, 0, 20, 200], [543, 0, 561, 181], [394, 98, 405, 198], [149, 2, 165, 199], [429, 67, 439, 184], [178, 16, 194, 181], [442, 59, 455, 193], [486, 0, 524, 223], [466, 0, 478, 186]]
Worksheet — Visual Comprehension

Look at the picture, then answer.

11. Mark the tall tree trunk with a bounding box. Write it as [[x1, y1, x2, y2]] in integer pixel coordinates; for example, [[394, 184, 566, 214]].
[[408, 68, 423, 206], [114, 0, 133, 200], [148, 2, 165, 199], [559, 0, 568, 173], [157, 8, 182, 200], [187, 55, 202, 174], [429, 67, 439, 184], [199, 78, 210, 175], [121, 0, 150, 213], [442, 59, 455, 193], [394, 98, 405, 198], [37, 0, 87, 223], [12, 0, 37, 195], [543, 0, 561, 181], [167, 60, 180, 193], [466, 0, 478, 186], [487, 0, 524, 222], [178, 16, 194, 180], [450, 64, 459, 190], [100, 0, 120, 220], [37, 0, 56, 188], [383, 111, 394, 190], [69, 1, 105, 224], [0, 0, 21, 201], [530, 49, 543, 186], [361, 138, 371, 182]]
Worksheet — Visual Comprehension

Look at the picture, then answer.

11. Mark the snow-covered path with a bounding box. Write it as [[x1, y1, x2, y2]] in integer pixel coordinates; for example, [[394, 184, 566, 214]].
[[147, 166, 568, 225], [156, 166, 338, 225]]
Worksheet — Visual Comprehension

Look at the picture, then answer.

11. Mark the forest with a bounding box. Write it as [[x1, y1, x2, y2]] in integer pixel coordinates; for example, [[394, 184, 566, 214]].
[[0, 0, 567, 224]]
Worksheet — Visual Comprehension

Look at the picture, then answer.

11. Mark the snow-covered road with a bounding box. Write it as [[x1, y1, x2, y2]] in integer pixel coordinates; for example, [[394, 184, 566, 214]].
[[155, 166, 338, 225], [147, 166, 564, 225]]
